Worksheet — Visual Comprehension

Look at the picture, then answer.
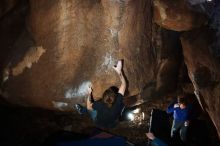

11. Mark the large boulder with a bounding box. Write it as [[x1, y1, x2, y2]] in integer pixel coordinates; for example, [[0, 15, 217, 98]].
[[181, 28, 220, 138], [1, 0, 155, 110], [1, 0, 182, 111], [153, 0, 207, 31]]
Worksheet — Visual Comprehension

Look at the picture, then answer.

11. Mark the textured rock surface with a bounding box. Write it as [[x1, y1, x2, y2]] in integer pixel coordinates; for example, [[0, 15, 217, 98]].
[[181, 28, 220, 138], [0, 0, 184, 110], [139, 26, 182, 102], [153, 0, 207, 31], [0, 0, 28, 81], [124, 27, 182, 106], [0, 0, 18, 18], [1, 0, 156, 109]]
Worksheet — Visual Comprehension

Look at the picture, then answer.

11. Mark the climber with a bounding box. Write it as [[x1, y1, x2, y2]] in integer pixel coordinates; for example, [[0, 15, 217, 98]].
[[75, 60, 127, 128]]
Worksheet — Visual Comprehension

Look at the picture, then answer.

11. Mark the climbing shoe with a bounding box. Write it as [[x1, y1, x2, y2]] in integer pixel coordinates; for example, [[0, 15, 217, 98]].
[[74, 104, 84, 114]]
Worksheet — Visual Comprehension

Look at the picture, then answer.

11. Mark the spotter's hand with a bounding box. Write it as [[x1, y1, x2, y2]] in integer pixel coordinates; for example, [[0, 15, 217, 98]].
[[174, 103, 180, 108]]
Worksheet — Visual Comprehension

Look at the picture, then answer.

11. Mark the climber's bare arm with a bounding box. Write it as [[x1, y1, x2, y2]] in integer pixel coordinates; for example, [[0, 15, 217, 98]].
[[113, 60, 126, 96]]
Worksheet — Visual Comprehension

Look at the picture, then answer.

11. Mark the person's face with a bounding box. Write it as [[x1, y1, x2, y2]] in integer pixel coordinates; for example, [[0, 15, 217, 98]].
[[179, 103, 186, 109]]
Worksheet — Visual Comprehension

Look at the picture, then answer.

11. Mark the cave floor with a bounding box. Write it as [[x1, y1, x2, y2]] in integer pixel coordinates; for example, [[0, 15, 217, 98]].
[[0, 98, 219, 146], [0, 98, 170, 146]]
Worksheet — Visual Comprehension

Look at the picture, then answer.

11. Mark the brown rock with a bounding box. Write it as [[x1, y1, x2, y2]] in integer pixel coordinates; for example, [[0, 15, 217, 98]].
[[2, 0, 154, 109], [153, 0, 207, 31], [155, 29, 181, 95], [1, 1, 181, 111], [181, 28, 220, 138], [0, 0, 18, 18], [0, 0, 28, 82], [108, 27, 183, 106]]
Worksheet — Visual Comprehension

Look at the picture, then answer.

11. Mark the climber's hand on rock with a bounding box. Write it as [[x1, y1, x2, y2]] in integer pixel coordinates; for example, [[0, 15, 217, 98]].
[[113, 60, 122, 74]]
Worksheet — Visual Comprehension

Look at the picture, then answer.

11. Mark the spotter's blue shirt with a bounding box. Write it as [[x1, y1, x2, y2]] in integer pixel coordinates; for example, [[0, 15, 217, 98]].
[[167, 101, 192, 122]]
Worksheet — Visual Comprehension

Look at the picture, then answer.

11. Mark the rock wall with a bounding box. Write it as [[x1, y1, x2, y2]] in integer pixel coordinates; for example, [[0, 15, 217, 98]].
[[140, 26, 182, 100], [153, 0, 220, 138], [0, 0, 28, 83], [153, 0, 207, 31], [0, 0, 183, 111], [181, 28, 220, 138], [1, 0, 156, 110], [0, 0, 18, 18]]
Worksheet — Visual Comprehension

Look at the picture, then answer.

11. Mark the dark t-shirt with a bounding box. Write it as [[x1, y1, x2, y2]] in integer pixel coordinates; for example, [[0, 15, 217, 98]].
[[92, 93, 124, 128]]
